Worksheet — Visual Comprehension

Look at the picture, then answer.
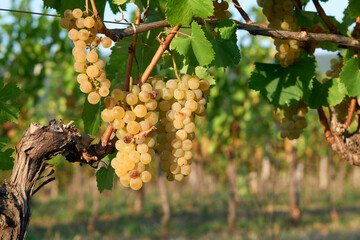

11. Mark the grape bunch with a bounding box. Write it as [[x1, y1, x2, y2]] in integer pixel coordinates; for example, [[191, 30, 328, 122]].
[[155, 75, 209, 182], [211, 0, 231, 19], [60, 9, 113, 104], [326, 57, 343, 79], [280, 101, 308, 140], [102, 76, 209, 190], [101, 85, 158, 190], [257, 0, 300, 67]]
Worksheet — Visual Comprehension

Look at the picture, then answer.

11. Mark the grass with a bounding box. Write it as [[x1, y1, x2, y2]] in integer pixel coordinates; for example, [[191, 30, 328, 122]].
[[25, 183, 360, 240]]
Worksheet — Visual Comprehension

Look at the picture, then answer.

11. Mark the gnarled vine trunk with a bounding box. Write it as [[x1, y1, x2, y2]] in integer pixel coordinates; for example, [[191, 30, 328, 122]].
[[0, 121, 115, 239]]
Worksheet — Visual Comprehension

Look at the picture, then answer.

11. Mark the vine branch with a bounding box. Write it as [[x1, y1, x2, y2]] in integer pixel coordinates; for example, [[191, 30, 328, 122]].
[[109, 19, 360, 49], [124, 8, 141, 91], [229, 0, 252, 24], [317, 107, 335, 145], [344, 97, 357, 129], [139, 25, 181, 86], [312, 0, 341, 35]]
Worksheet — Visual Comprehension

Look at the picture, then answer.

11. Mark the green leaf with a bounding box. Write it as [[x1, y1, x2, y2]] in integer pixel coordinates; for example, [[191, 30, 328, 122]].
[[348, 0, 360, 18], [171, 22, 215, 66], [0, 138, 14, 171], [295, 10, 349, 35], [204, 20, 240, 67], [0, 79, 21, 124], [308, 78, 347, 108], [96, 166, 114, 193], [82, 99, 101, 136], [195, 66, 216, 85], [249, 53, 315, 108], [166, 0, 213, 26], [340, 57, 360, 97]]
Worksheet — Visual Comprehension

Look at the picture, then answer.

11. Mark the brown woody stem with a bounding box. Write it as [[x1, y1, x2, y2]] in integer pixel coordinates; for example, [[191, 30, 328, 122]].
[[109, 20, 360, 49], [318, 107, 335, 145], [124, 8, 141, 91], [139, 25, 181, 86], [313, 0, 341, 35], [230, 0, 252, 24], [345, 97, 357, 129]]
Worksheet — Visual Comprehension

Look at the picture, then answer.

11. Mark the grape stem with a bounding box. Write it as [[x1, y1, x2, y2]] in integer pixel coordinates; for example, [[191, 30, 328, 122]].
[[85, 0, 89, 16], [344, 97, 357, 129], [89, 0, 118, 42], [99, 123, 116, 147], [168, 49, 181, 82], [313, 0, 342, 35], [139, 25, 181, 86], [124, 8, 141, 91], [109, 19, 360, 49], [317, 107, 335, 145], [229, 0, 252, 24]]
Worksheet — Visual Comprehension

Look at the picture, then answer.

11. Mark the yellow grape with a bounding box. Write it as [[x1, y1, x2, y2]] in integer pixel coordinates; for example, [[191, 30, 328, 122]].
[[80, 81, 93, 93], [101, 37, 112, 48], [84, 16, 95, 28], [98, 86, 109, 97], [78, 29, 90, 41], [64, 9, 73, 20], [87, 91, 101, 104], [77, 73, 88, 84], [86, 65, 100, 78], [75, 18, 85, 28], [68, 29, 79, 41], [72, 8, 83, 19]]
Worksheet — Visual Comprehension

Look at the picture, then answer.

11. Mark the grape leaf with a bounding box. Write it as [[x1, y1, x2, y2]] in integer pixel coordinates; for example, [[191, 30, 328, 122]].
[[0, 138, 14, 171], [195, 66, 216, 85], [82, 99, 101, 136], [0, 79, 21, 124], [295, 10, 349, 35], [308, 78, 347, 108], [105, 38, 132, 86], [340, 57, 360, 97], [170, 22, 215, 66], [249, 53, 316, 108], [96, 166, 114, 193], [348, 0, 360, 18], [204, 20, 240, 67], [0, 148, 14, 171], [43, 0, 61, 10], [166, 0, 214, 26]]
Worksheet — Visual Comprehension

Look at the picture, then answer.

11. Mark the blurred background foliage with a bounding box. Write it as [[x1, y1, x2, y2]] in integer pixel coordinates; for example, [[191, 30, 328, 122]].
[[1, 0, 360, 239]]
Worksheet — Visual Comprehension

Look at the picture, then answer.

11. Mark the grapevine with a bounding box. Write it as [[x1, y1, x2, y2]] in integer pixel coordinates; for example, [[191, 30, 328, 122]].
[[60, 8, 113, 104]]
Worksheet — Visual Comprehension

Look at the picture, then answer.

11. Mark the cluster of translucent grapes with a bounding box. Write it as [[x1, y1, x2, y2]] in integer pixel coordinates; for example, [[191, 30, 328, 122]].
[[280, 102, 308, 140], [335, 97, 350, 123], [211, 0, 231, 19], [155, 75, 210, 182], [102, 85, 158, 190], [257, 0, 300, 67], [326, 58, 343, 79], [60, 9, 113, 104]]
